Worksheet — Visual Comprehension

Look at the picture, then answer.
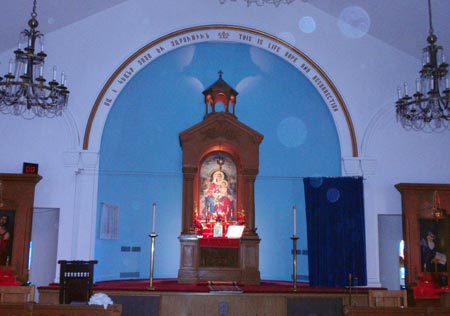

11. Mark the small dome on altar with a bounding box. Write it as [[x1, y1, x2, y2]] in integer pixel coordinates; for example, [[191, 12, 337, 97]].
[[202, 71, 238, 118]]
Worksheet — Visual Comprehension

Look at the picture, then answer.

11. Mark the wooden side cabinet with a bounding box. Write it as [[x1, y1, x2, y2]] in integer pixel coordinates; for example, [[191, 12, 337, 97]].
[[0, 173, 42, 283], [396, 183, 450, 305]]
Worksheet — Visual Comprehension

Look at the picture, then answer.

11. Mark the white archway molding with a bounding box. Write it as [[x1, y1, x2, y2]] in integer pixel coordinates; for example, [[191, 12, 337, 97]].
[[340, 105, 390, 178], [83, 25, 358, 157], [361, 102, 397, 157], [62, 108, 82, 150]]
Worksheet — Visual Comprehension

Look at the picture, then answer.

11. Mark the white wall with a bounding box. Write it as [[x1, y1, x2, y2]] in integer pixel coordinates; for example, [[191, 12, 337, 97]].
[[1, 0, 449, 285], [30, 208, 60, 301]]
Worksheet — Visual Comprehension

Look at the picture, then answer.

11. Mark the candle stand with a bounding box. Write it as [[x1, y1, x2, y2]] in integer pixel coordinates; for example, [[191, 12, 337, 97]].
[[291, 235, 299, 292], [148, 233, 158, 290], [348, 273, 353, 306]]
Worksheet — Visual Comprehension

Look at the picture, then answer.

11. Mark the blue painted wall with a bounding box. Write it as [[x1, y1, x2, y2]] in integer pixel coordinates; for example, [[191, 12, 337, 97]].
[[95, 42, 341, 281]]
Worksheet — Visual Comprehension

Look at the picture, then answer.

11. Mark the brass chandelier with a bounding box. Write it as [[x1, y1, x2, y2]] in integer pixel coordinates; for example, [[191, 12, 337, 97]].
[[0, 0, 69, 119], [395, 0, 449, 132]]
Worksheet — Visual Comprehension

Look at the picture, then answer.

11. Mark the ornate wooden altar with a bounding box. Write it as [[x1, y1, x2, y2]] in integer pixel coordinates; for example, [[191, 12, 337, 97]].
[[177, 72, 263, 284]]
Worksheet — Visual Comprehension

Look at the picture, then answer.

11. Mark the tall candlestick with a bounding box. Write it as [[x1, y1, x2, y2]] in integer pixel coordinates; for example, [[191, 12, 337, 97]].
[[291, 235, 299, 291], [152, 203, 156, 233], [293, 205, 297, 236], [148, 232, 158, 290]]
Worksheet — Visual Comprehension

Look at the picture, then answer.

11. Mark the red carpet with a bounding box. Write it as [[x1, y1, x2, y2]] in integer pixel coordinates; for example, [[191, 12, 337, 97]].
[[41, 278, 375, 294], [94, 279, 368, 293], [94, 279, 306, 293]]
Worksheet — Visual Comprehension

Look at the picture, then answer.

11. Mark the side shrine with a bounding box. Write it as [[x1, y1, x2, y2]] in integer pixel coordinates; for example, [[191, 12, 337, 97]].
[[177, 72, 264, 285]]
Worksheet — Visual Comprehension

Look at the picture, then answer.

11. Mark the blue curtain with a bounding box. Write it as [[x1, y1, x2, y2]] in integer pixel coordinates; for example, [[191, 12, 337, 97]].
[[303, 177, 367, 287]]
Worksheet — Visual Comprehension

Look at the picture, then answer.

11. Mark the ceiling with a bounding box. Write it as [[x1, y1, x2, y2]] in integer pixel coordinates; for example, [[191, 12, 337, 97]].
[[309, 0, 450, 61], [0, 0, 449, 61]]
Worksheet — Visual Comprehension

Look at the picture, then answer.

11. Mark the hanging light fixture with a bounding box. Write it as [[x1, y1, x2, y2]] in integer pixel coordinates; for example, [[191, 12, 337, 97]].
[[0, 180, 3, 208], [431, 191, 446, 220], [0, 0, 69, 119], [395, 0, 449, 132], [218, 0, 296, 7]]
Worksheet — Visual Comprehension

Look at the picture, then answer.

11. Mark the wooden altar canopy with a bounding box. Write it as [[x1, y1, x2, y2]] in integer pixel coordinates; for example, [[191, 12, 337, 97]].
[[177, 72, 263, 285]]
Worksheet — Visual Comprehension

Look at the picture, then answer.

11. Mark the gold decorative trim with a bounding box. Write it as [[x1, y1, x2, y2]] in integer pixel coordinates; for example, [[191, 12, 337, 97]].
[[83, 24, 358, 157]]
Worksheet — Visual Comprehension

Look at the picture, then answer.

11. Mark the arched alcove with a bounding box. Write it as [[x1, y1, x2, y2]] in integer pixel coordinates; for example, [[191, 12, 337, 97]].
[[84, 25, 357, 157], [92, 26, 348, 281]]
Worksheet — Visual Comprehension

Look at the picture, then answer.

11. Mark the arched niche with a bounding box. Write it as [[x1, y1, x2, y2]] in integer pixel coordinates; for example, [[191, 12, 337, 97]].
[[91, 25, 348, 281], [83, 25, 357, 158]]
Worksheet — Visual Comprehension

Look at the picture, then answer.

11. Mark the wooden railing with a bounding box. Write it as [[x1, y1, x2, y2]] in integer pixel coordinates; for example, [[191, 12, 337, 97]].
[[0, 285, 35, 303], [0, 302, 122, 316], [343, 306, 450, 316]]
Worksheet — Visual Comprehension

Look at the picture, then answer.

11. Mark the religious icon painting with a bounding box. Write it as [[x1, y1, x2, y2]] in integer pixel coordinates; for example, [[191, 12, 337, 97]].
[[199, 152, 236, 222], [0, 210, 15, 266], [419, 219, 448, 273]]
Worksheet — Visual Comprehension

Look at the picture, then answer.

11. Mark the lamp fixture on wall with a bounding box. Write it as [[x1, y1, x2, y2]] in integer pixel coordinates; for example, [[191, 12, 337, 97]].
[[218, 0, 296, 7], [395, 0, 449, 132], [0, 180, 3, 208], [431, 191, 446, 220], [0, 0, 69, 119]]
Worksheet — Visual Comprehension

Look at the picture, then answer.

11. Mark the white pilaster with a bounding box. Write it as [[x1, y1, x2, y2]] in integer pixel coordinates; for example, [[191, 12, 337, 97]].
[[63, 150, 100, 260]]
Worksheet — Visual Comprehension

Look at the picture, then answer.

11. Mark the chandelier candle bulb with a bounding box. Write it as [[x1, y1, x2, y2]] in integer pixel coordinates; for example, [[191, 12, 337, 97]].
[[152, 203, 156, 233], [39, 36, 44, 52], [293, 206, 296, 236], [403, 82, 408, 96], [416, 79, 421, 92], [52, 66, 57, 81]]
